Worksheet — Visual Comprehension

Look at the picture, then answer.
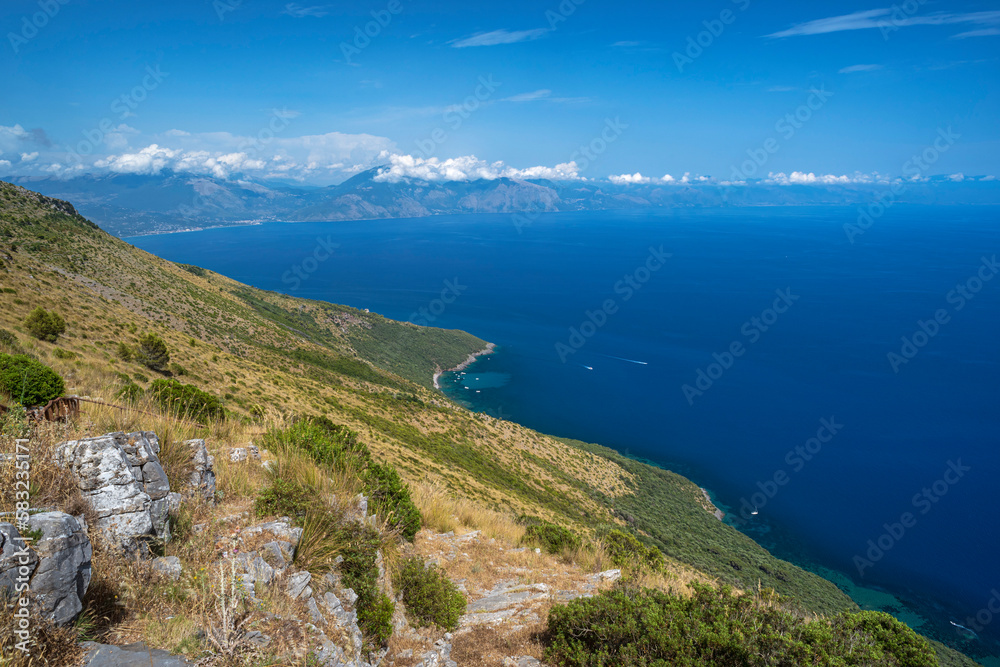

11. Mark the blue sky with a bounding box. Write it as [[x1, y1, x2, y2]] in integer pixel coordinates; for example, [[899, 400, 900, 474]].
[[1, 0, 998, 184]]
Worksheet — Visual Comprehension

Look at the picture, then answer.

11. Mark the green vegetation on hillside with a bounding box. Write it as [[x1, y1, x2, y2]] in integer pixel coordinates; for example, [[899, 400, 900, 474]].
[[547, 585, 936, 666], [0, 180, 984, 665]]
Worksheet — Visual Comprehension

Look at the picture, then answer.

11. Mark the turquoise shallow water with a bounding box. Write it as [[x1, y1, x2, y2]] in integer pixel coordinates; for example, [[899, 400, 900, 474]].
[[129, 205, 1000, 661]]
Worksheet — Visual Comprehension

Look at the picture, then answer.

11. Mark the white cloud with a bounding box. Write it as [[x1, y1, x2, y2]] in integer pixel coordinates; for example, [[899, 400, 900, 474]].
[[952, 27, 1000, 38], [503, 90, 552, 103], [20, 152, 39, 162], [609, 172, 676, 185], [164, 129, 191, 137], [282, 3, 330, 18], [0, 160, 11, 171], [948, 173, 965, 182], [838, 64, 883, 74], [768, 9, 1000, 39], [451, 29, 550, 48], [765, 171, 879, 185], [372, 154, 581, 183]]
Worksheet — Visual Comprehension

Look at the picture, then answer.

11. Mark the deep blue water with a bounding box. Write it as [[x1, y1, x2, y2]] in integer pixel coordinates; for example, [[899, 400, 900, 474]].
[[129, 206, 1000, 661]]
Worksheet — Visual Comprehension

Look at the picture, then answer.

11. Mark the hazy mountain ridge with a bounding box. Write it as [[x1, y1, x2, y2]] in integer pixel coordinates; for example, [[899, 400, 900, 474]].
[[14, 169, 1000, 237]]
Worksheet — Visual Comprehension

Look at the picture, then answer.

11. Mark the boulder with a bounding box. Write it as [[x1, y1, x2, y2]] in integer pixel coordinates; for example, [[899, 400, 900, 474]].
[[55, 433, 154, 554], [121, 432, 172, 541], [184, 439, 216, 502], [228, 448, 247, 463], [27, 512, 93, 626], [152, 556, 182, 581], [0, 522, 37, 595], [286, 571, 312, 599], [82, 641, 191, 666]]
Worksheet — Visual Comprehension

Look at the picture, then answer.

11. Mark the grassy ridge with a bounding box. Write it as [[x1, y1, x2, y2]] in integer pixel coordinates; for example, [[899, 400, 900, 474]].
[[0, 180, 983, 664]]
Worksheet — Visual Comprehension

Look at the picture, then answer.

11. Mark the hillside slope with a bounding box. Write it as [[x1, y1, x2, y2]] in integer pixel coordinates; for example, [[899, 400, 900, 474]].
[[0, 180, 983, 665]]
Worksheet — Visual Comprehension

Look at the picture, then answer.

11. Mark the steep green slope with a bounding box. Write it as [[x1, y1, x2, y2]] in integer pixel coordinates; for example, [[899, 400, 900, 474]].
[[0, 180, 982, 664]]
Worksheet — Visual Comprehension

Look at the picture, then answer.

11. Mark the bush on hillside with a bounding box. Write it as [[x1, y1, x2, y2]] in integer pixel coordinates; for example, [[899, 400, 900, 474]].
[[263, 417, 422, 540], [115, 342, 134, 362], [135, 333, 170, 371], [523, 521, 582, 555], [149, 378, 224, 422], [116, 382, 143, 403], [0, 353, 64, 406], [396, 557, 466, 630], [364, 463, 421, 541], [338, 522, 394, 648], [603, 529, 666, 573], [255, 478, 313, 519], [545, 584, 937, 667], [0, 329, 25, 355], [23, 307, 66, 343]]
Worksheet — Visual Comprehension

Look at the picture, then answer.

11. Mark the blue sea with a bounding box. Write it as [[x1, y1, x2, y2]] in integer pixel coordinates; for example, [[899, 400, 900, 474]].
[[129, 206, 1000, 661]]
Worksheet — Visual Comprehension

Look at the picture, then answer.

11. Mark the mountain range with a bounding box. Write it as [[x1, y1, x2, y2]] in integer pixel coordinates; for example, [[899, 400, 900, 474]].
[[13, 169, 1000, 237]]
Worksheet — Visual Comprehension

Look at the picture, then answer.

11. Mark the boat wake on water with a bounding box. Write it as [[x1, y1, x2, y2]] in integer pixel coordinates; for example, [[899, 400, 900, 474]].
[[597, 353, 649, 365]]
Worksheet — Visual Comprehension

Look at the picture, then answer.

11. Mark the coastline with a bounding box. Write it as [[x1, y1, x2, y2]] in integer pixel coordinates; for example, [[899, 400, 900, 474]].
[[433, 343, 496, 390]]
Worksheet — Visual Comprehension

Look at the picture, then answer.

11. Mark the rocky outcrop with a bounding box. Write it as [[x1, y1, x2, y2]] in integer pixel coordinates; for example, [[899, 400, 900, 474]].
[[185, 439, 216, 502], [119, 432, 172, 541], [27, 512, 93, 626], [0, 522, 37, 594], [81, 641, 191, 666], [55, 433, 154, 554], [0, 513, 92, 627]]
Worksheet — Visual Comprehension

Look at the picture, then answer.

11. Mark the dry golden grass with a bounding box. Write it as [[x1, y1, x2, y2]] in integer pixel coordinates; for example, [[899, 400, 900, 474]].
[[0, 610, 82, 667], [449, 624, 547, 666], [410, 482, 526, 546]]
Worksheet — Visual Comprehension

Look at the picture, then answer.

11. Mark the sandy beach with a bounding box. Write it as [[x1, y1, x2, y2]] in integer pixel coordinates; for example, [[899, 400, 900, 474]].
[[433, 343, 496, 390]]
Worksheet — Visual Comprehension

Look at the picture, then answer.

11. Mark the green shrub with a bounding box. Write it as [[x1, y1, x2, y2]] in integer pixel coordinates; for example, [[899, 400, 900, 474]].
[[545, 584, 937, 667], [603, 529, 666, 573], [364, 463, 421, 541], [149, 378, 224, 422], [265, 418, 422, 541], [23, 307, 66, 342], [360, 593, 395, 648], [0, 329, 24, 355], [523, 522, 582, 555], [136, 333, 170, 371], [254, 478, 314, 519], [116, 382, 143, 403], [168, 363, 186, 376], [338, 523, 393, 649], [52, 348, 76, 360], [396, 557, 466, 630], [0, 353, 64, 406], [116, 342, 134, 361]]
